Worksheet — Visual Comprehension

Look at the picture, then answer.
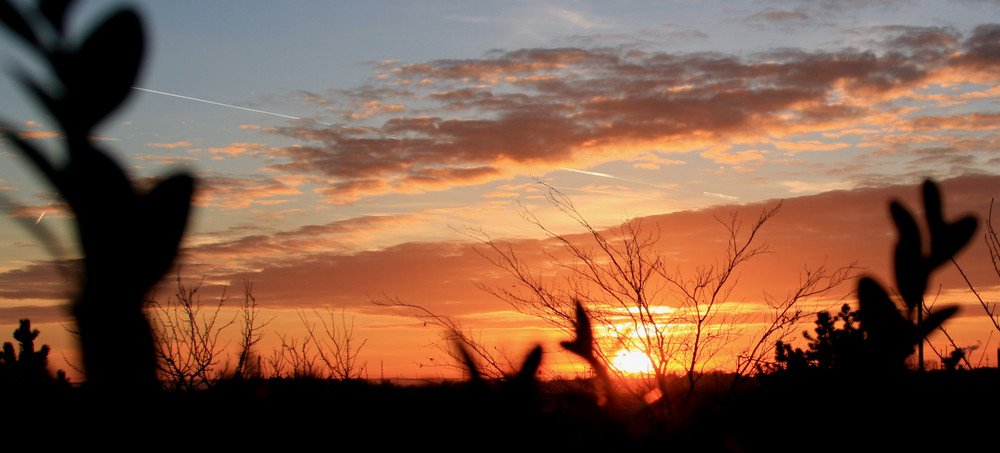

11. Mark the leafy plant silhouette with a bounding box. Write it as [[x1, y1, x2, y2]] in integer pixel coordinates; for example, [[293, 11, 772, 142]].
[[0, 0, 193, 391], [857, 179, 975, 372]]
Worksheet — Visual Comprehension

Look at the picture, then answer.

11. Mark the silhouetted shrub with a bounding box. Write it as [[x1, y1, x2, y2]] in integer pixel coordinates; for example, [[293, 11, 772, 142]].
[[0, 319, 67, 388], [774, 304, 865, 372]]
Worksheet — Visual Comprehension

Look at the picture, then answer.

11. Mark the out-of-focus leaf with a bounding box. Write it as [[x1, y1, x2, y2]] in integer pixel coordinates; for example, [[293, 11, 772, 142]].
[[456, 342, 481, 384], [40, 0, 73, 32], [0, 124, 61, 187], [917, 305, 959, 340], [70, 9, 144, 132], [932, 216, 977, 268], [891, 202, 926, 314], [923, 180, 944, 233], [513, 345, 543, 384], [923, 180, 978, 268], [0, 0, 39, 47], [134, 173, 194, 289], [560, 300, 594, 360]]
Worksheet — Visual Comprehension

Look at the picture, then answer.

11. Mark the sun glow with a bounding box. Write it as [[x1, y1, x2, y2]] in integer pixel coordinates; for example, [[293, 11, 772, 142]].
[[611, 349, 655, 375]]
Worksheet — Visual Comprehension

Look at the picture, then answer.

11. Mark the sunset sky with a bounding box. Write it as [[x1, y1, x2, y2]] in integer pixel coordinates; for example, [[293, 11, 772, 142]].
[[2, 0, 1000, 380]]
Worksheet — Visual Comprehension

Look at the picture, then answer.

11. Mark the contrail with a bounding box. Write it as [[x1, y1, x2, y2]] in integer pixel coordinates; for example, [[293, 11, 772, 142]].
[[132, 87, 334, 126], [558, 167, 738, 201], [35, 199, 53, 224], [132, 87, 404, 140]]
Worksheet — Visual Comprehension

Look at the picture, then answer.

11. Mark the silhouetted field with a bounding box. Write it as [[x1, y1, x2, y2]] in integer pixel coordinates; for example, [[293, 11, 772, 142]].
[[2, 369, 997, 450]]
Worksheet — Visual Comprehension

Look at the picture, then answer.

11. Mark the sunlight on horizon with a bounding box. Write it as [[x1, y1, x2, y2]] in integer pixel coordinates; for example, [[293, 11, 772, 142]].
[[611, 348, 656, 375]]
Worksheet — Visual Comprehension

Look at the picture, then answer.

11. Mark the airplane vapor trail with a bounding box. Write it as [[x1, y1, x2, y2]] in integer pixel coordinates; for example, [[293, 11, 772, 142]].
[[35, 199, 53, 224], [558, 167, 738, 201], [132, 87, 334, 126]]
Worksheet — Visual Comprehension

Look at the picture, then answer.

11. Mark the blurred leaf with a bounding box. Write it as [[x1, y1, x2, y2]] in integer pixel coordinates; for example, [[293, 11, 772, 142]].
[[931, 217, 977, 269], [0, 0, 39, 47], [70, 9, 144, 132], [560, 300, 594, 360], [917, 305, 959, 340], [16, 72, 64, 131], [924, 180, 978, 268], [922, 180, 944, 233], [513, 345, 543, 384], [891, 201, 926, 313], [134, 173, 194, 289], [456, 342, 481, 384], [40, 0, 73, 32], [857, 276, 916, 361], [0, 123, 60, 187]]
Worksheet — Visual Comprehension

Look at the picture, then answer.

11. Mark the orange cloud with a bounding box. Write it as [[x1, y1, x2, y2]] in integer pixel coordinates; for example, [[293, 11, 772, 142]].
[[194, 174, 302, 209], [906, 113, 1000, 132], [773, 141, 850, 154], [346, 101, 406, 119], [208, 142, 271, 157], [701, 146, 767, 164], [17, 130, 59, 140], [131, 153, 199, 164], [146, 141, 192, 149]]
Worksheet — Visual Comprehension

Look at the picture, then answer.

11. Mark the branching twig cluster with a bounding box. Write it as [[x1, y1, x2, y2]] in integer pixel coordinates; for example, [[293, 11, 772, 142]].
[[150, 276, 272, 389], [151, 276, 238, 390], [266, 308, 368, 380]]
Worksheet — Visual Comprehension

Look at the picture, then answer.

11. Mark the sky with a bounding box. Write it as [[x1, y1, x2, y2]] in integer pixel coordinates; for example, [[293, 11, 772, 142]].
[[2, 0, 1000, 380]]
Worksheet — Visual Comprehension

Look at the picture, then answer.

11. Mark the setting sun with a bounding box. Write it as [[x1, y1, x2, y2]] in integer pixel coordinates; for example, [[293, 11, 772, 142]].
[[612, 349, 655, 375]]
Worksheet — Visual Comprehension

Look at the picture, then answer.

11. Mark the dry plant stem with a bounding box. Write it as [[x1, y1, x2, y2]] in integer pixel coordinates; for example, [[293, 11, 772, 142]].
[[232, 280, 271, 379], [980, 200, 1000, 330], [270, 334, 320, 378], [372, 297, 516, 379], [922, 283, 974, 369], [950, 255, 1000, 365]]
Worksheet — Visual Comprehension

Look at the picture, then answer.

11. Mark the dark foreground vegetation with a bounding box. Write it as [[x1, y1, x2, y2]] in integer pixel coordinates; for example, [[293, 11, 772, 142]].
[[1, 1, 998, 450], [3, 319, 999, 451]]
